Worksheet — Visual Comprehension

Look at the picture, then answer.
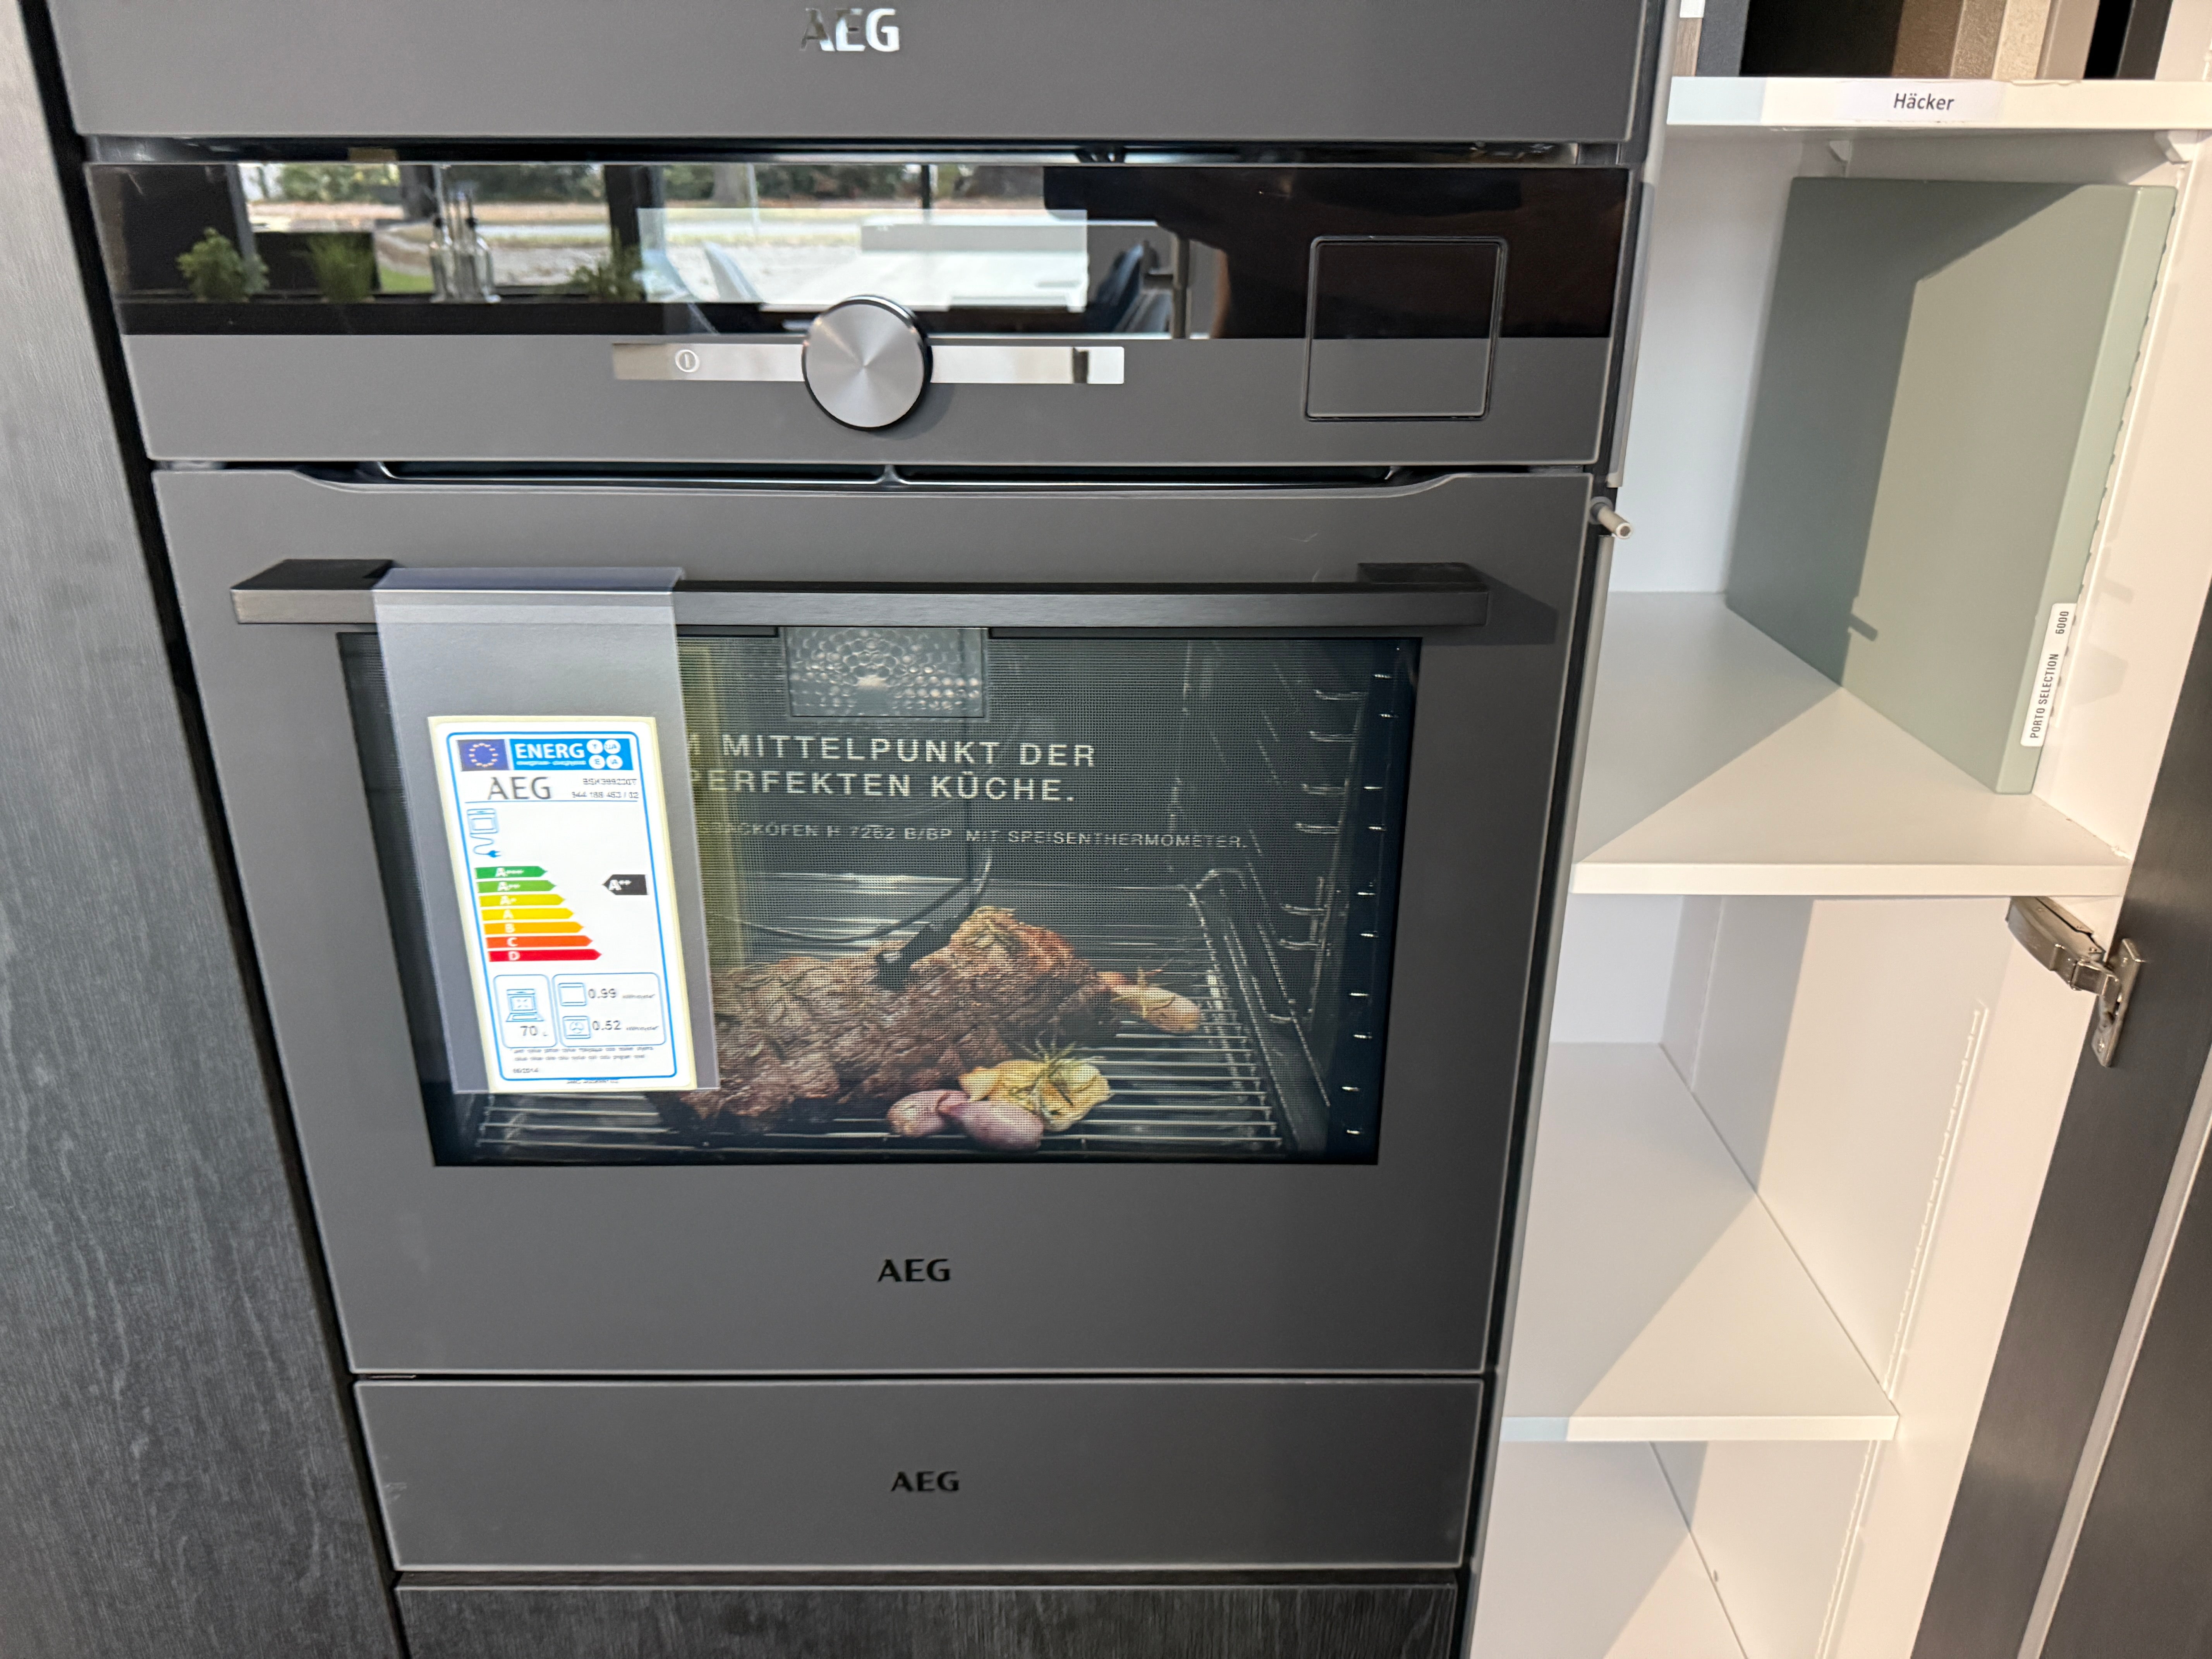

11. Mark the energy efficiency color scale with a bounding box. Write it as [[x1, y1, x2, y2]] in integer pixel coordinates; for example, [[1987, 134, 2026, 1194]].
[[478, 868, 598, 962], [429, 716, 696, 1094]]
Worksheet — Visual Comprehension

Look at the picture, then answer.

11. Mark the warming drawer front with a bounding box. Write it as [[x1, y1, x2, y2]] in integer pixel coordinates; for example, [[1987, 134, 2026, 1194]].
[[396, 1582, 1461, 1659], [357, 1378, 1482, 1570]]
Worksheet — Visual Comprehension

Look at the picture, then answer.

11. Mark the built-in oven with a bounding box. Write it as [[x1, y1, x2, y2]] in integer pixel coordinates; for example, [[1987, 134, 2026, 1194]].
[[69, 68, 1650, 1635], [159, 464, 1587, 1570]]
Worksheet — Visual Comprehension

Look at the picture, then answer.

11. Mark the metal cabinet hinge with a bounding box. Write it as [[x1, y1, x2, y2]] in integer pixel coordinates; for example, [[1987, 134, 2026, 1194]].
[[2007, 896, 2143, 1066]]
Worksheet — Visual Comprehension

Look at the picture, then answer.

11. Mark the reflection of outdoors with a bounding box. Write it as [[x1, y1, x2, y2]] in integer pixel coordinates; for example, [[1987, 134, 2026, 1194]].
[[242, 165, 616, 292], [646, 208, 1089, 313], [238, 161, 1094, 309]]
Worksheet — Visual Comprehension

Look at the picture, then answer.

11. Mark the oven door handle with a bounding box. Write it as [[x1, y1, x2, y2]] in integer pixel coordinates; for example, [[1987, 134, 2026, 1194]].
[[231, 560, 1488, 629]]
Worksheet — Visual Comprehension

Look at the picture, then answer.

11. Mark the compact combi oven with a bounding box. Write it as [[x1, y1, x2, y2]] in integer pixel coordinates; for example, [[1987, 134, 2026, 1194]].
[[53, 0, 1661, 1637]]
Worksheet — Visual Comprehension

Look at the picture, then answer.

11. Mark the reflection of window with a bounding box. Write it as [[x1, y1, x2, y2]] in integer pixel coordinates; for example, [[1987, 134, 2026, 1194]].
[[91, 158, 1625, 343]]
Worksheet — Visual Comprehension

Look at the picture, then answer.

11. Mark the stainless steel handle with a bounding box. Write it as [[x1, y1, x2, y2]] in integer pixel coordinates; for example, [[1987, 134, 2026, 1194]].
[[612, 340, 1125, 386], [231, 561, 1490, 630]]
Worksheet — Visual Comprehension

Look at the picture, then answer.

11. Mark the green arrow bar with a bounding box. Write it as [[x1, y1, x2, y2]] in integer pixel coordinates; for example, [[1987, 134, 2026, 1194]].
[[474, 866, 546, 878], [476, 879, 556, 893]]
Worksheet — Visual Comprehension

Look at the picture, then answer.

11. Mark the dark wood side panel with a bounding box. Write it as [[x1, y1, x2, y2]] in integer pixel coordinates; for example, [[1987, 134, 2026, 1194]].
[[2041, 1116, 2212, 1655], [401, 1583, 1457, 1659], [1911, 580, 2212, 1658], [0, 5, 400, 1655]]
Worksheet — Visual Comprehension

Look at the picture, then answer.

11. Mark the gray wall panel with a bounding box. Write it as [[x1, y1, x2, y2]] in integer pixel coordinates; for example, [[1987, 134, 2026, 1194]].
[[398, 1581, 1459, 1659], [0, 8, 398, 1656]]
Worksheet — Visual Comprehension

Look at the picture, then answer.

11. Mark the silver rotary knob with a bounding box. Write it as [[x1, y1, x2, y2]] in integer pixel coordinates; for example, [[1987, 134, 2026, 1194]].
[[802, 297, 931, 429]]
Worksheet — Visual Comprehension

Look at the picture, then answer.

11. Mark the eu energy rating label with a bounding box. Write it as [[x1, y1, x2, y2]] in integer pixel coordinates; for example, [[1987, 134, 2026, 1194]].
[[429, 717, 696, 1093]]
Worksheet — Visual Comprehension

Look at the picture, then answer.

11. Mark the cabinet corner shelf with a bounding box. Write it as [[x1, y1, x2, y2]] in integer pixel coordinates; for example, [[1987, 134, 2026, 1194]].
[[1471, 1442, 1745, 1658], [1503, 1044, 1898, 1443], [1569, 594, 2130, 898], [1667, 75, 2212, 134]]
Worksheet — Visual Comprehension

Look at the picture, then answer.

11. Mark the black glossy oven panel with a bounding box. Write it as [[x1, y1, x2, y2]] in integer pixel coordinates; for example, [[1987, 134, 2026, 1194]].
[[90, 162, 1624, 342]]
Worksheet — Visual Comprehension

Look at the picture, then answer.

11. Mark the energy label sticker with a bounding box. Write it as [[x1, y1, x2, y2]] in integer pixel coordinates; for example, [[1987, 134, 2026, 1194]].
[[429, 717, 696, 1093]]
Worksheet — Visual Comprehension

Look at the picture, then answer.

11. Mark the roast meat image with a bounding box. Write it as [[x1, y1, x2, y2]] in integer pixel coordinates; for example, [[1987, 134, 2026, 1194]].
[[675, 906, 1118, 1128]]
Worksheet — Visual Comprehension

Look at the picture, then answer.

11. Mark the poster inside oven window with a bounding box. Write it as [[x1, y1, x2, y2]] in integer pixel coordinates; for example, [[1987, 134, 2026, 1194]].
[[352, 629, 1417, 1164]]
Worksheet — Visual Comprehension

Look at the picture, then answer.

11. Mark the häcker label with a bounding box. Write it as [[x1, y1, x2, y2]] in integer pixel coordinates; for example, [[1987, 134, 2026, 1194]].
[[2020, 602, 2079, 749], [1837, 80, 2005, 124]]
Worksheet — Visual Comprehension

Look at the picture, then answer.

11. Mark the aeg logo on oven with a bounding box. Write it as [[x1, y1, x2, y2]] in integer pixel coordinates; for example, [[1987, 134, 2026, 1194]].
[[803, 6, 901, 50], [879, 1257, 951, 1282], [891, 1470, 959, 1493]]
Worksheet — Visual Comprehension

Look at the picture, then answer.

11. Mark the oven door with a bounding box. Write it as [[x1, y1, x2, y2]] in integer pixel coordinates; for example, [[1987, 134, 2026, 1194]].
[[165, 465, 1588, 1375]]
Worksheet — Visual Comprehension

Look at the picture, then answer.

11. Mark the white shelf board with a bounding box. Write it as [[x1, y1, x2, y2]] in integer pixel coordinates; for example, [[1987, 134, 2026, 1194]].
[[1570, 593, 2131, 897], [1502, 1044, 1899, 1442], [1470, 1442, 1746, 1659], [1668, 75, 2212, 132]]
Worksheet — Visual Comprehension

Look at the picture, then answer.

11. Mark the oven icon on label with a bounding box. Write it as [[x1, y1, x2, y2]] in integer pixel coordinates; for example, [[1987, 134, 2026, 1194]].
[[503, 986, 542, 1022], [561, 1015, 592, 1043]]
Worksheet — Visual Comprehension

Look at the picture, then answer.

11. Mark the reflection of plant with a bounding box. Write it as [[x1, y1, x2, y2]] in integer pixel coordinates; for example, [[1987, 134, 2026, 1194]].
[[306, 234, 377, 304], [176, 228, 266, 302], [446, 163, 603, 203], [661, 163, 716, 201], [274, 162, 399, 203], [567, 248, 644, 302], [752, 163, 917, 203]]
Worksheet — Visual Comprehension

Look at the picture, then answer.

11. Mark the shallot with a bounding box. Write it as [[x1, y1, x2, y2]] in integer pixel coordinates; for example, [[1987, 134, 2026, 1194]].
[[886, 1090, 965, 1137], [941, 1094, 1046, 1152]]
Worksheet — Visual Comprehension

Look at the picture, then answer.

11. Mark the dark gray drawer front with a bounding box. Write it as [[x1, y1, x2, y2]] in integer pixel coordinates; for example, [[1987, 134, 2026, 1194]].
[[398, 1582, 1459, 1659], [359, 1379, 1481, 1570]]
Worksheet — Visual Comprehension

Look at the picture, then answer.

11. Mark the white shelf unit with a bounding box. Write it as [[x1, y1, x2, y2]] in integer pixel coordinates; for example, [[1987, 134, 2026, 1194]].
[[1668, 76, 2212, 133], [1571, 595, 2131, 898], [1484, 58, 2212, 1659], [1470, 1443, 1746, 1659], [1505, 1044, 1896, 1442]]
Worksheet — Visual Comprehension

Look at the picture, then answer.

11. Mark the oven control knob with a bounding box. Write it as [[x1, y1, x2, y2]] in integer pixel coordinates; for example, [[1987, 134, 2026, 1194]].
[[802, 297, 931, 429]]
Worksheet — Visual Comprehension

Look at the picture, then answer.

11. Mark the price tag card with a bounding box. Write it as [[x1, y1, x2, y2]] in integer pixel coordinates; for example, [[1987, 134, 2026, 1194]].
[[429, 717, 696, 1093]]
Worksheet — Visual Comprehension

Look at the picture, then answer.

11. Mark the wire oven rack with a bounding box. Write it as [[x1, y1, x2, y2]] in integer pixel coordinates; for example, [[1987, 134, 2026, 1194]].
[[461, 875, 1324, 1163]]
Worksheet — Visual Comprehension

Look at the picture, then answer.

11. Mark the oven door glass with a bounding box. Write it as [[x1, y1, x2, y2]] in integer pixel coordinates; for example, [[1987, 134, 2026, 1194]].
[[347, 629, 1416, 1164]]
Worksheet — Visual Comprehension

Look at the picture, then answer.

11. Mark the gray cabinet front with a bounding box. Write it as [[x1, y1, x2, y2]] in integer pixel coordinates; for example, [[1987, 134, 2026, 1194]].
[[359, 1377, 1482, 1568], [48, 0, 1651, 143]]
